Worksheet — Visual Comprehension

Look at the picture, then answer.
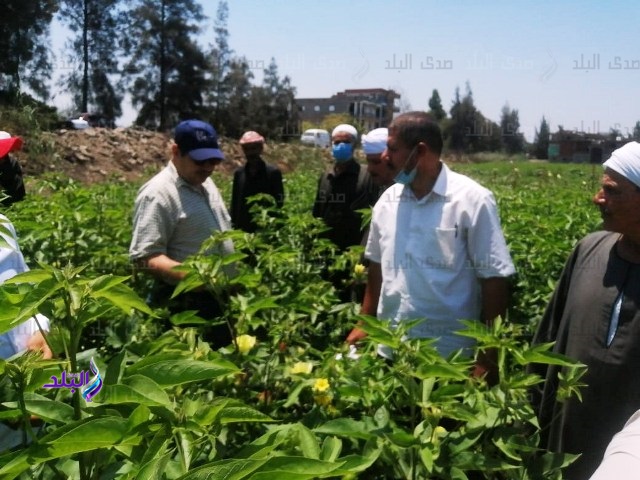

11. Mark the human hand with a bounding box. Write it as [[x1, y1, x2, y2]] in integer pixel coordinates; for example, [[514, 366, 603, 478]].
[[472, 348, 498, 386], [346, 327, 367, 345], [26, 331, 52, 359]]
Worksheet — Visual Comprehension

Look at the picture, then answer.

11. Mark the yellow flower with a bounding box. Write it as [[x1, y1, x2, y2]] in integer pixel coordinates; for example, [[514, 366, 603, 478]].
[[236, 334, 256, 354], [313, 378, 330, 393], [354, 263, 366, 275], [290, 362, 313, 375]]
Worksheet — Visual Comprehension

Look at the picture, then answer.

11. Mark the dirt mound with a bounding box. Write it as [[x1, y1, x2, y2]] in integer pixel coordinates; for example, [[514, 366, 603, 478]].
[[14, 127, 317, 184]]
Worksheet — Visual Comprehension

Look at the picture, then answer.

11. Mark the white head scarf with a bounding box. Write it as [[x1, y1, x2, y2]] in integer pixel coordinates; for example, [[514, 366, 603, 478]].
[[362, 128, 388, 155], [603, 141, 640, 188], [331, 124, 358, 141]]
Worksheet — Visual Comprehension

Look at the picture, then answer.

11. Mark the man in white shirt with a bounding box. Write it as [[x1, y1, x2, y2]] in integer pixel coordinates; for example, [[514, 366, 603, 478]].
[[347, 112, 515, 379], [0, 214, 50, 359]]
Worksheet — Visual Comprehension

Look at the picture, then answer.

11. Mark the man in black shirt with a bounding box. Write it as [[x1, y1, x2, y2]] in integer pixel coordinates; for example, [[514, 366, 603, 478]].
[[312, 124, 377, 251], [231, 131, 284, 233]]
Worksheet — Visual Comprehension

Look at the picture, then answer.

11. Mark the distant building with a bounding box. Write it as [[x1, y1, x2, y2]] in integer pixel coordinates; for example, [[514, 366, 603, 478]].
[[548, 129, 624, 163], [296, 88, 400, 132]]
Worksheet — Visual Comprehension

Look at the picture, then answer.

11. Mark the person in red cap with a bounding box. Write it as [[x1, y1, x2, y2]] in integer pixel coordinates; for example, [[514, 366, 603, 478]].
[[230, 131, 284, 232], [0, 131, 26, 207]]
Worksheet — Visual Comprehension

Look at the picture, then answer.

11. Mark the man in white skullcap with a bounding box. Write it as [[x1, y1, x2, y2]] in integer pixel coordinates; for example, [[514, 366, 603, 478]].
[[312, 123, 377, 252], [361, 127, 398, 190], [532, 141, 640, 479]]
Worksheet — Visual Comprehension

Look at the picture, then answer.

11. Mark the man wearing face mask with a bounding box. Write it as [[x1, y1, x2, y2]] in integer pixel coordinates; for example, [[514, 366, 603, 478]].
[[231, 131, 284, 233], [347, 112, 515, 381], [312, 124, 377, 251]]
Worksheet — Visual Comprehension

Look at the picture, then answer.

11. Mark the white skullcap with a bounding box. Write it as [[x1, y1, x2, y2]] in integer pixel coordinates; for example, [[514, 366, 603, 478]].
[[362, 128, 388, 155], [331, 124, 358, 140], [603, 141, 640, 188]]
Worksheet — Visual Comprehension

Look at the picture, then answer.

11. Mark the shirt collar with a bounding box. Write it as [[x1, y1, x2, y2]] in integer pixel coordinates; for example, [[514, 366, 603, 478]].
[[167, 161, 205, 192], [400, 161, 448, 203], [431, 161, 449, 197]]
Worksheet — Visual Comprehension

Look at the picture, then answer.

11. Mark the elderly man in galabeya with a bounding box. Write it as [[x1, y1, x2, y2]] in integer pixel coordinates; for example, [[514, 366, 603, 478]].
[[532, 141, 640, 479]]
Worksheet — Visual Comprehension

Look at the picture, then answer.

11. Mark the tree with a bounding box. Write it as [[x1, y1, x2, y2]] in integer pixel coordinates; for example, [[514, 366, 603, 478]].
[[632, 121, 640, 141], [58, 0, 125, 123], [245, 58, 298, 141], [533, 116, 550, 159], [218, 57, 254, 138], [206, 0, 233, 128], [126, 0, 208, 130], [500, 103, 525, 155], [0, 0, 57, 100], [427, 89, 446, 122]]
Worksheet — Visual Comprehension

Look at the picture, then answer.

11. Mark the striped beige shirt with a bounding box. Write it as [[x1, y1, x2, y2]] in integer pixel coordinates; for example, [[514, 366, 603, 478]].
[[129, 162, 233, 263]]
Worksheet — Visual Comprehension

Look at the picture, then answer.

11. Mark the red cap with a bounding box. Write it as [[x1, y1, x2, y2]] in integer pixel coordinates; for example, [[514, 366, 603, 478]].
[[0, 131, 23, 158]]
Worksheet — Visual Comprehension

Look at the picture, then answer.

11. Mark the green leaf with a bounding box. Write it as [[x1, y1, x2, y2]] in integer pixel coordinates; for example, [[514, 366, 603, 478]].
[[90, 281, 153, 315], [314, 419, 374, 441], [521, 343, 586, 367], [295, 424, 321, 459], [127, 358, 239, 387], [420, 446, 435, 473], [415, 363, 469, 381], [170, 310, 209, 325], [177, 458, 266, 480], [0, 416, 137, 477], [134, 452, 172, 480], [244, 456, 344, 480], [320, 437, 342, 463], [2, 393, 75, 424]]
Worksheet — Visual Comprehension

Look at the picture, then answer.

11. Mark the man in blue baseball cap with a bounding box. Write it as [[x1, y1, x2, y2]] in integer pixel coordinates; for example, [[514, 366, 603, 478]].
[[129, 119, 235, 347]]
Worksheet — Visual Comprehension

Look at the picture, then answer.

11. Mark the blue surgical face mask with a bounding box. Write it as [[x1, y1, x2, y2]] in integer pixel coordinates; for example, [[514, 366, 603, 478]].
[[394, 147, 418, 185], [332, 142, 353, 162]]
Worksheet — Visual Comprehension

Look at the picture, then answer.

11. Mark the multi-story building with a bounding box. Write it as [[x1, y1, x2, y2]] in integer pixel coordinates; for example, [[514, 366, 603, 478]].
[[296, 88, 400, 132]]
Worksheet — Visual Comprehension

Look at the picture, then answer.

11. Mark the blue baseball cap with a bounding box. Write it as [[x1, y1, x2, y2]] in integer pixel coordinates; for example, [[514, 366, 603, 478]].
[[174, 119, 224, 161]]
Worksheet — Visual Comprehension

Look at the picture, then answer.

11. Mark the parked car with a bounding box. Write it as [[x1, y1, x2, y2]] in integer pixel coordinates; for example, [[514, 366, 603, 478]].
[[63, 113, 115, 130], [300, 129, 331, 148]]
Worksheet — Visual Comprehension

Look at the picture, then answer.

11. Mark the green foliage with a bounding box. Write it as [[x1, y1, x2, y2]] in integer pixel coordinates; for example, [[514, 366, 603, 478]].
[[0, 0, 57, 99], [0, 161, 600, 478]]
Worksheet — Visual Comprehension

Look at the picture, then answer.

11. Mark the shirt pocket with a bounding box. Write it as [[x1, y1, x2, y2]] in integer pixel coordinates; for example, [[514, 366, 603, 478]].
[[406, 227, 460, 270], [423, 227, 457, 269]]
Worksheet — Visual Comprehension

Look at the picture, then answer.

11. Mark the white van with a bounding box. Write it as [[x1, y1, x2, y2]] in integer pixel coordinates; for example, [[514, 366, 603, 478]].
[[300, 129, 331, 148]]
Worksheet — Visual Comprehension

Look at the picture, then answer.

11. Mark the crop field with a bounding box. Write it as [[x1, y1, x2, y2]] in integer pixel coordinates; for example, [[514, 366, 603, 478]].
[[0, 159, 602, 479]]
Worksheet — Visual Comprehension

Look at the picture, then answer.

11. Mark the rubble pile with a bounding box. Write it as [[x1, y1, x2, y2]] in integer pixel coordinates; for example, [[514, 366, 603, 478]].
[[16, 127, 323, 184]]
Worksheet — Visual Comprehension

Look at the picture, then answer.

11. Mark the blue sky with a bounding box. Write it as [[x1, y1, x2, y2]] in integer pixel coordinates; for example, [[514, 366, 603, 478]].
[[51, 0, 639, 141]]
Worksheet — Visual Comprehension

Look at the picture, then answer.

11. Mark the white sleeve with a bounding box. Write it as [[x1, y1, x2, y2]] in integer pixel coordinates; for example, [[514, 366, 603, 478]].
[[0, 216, 51, 359], [590, 410, 640, 479]]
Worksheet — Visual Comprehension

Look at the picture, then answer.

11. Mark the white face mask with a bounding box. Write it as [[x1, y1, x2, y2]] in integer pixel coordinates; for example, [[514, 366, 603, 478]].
[[394, 146, 418, 185]]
